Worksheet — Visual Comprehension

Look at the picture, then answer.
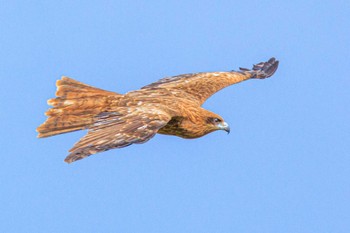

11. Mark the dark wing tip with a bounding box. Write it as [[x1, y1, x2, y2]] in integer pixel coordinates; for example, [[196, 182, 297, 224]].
[[64, 149, 92, 164], [240, 57, 279, 79], [64, 154, 80, 164]]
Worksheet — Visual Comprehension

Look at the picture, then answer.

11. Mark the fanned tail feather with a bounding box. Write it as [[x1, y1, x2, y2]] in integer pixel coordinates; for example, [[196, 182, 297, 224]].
[[37, 76, 120, 138]]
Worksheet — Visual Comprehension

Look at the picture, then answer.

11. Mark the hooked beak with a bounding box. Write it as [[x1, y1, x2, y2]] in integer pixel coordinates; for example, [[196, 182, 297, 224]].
[[218, 122, 230, 134]]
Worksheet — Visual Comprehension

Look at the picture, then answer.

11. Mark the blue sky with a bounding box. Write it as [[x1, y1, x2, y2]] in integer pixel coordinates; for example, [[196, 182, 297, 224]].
[[1, 1, 349, 232]]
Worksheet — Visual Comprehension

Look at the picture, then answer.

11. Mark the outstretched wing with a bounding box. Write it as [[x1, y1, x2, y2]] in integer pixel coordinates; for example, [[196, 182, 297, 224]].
[[64, 107, 171, 163], [142, 57, 279, 105]]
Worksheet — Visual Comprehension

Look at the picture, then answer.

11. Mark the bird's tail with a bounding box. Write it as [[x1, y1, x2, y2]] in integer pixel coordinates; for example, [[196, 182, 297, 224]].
[[37, 77, 120, 138]]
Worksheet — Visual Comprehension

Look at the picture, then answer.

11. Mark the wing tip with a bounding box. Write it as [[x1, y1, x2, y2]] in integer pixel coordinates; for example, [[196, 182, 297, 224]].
[[64, 152, 86, 164], [240, 57, 279, 79], [64, 146, 100, 163]]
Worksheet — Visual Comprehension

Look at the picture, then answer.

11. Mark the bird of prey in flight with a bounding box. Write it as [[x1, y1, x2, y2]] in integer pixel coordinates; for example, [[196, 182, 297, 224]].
[[37, 57, 279, 163]]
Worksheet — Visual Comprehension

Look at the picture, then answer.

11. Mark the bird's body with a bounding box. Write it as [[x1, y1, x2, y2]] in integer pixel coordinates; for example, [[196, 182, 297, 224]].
[[37, 58, 279, 163]]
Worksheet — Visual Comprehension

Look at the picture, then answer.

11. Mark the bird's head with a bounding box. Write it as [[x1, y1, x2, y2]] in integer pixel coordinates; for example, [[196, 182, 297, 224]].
[[163, 108, 230, 139], [205, 114, 230, 134]]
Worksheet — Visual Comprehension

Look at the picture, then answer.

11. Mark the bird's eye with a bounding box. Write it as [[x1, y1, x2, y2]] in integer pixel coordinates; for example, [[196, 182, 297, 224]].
[[213, 118, 221, 123], [207, 117, 221, 124]]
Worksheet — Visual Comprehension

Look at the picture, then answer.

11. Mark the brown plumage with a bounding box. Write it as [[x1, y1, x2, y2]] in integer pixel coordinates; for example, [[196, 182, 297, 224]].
[[37, 57, 279, 163]]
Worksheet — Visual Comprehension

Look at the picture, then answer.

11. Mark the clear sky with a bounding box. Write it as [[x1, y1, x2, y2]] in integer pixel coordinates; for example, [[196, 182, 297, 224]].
[[1, 1, 349, 232]]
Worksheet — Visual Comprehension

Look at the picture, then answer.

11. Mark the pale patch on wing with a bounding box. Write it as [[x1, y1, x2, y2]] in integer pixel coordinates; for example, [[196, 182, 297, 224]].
[[140, 71, 250, 105]]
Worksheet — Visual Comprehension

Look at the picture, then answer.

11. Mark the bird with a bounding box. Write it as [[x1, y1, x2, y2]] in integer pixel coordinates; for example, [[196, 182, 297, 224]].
[[37, 57, 279, 163]]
